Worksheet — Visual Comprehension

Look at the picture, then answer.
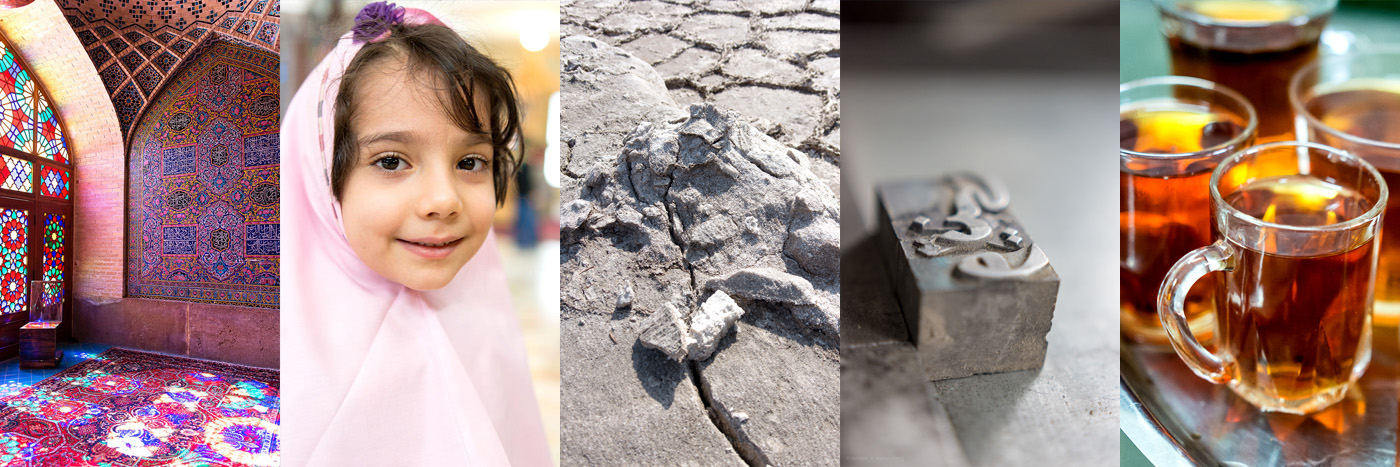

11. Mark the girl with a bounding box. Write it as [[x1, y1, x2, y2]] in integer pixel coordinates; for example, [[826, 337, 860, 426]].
[[282, 3, 550, 465]]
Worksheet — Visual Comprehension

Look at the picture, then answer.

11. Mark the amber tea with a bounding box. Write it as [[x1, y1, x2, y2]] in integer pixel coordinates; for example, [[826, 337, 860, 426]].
[[1293, 77, 1400, 324], [1158, 141, 1383, 414], [1161, 0, 1332, 142], [1216, 175, 1373, 407], [1120, 95, 1252, 343]]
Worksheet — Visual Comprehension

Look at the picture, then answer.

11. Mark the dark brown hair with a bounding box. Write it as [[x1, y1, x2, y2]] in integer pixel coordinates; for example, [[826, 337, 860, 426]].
[[332, 23, 521, 206]]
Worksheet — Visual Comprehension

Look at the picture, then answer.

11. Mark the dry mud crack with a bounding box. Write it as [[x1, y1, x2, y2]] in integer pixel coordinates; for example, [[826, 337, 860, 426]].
[[560, 4, 841, 463]]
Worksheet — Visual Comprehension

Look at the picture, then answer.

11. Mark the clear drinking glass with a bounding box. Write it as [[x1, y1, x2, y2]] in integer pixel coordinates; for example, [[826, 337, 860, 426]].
[[1155, 0, 1338, 142], [1291, 49, 1400, 328], [1158, 141, 1385, 414], [1121, 76, 1257, 344]]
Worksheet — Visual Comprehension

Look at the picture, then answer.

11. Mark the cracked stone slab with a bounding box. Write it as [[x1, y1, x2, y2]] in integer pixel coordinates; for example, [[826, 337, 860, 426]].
[[710, 86, 825, 146], [680, 13, 753, 47], [595, 1, 692, 34], [762, 13, 842, 32], [654, 48, 722, 78], [760, 30, 840, 58], [562, 312, 744, 465], [697, 304, 841, 466], [623, 33, 690, 65], [561, 35, 683, 163], [565, 0, 840, 163], [721, 48, 807, 87]]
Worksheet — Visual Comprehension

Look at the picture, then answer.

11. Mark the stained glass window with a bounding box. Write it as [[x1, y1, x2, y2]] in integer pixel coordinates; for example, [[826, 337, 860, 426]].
[[0, 38, 68, 159], [38, 165, 68, 199], [42, 214, 63, 306], [33, 92, 67, 164], [0, 42, 33, 153], [0, 208, 26, 315], [0, 154, 30, 192]]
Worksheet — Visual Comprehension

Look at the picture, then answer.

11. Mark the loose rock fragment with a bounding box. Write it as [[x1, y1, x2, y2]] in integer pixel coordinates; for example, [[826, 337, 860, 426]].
[[785, 217, 840, 276], [562, 199, 594, 232], [616, 283, 634, 309], [638, 303, 690, 361], [638, 292, 748, 362], [688, 291, 746, 360], [702, 268, 819, 306]]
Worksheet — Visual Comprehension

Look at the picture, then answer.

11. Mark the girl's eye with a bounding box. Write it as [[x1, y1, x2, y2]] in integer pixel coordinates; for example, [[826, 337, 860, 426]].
[[458, 156, 489, 172], [374, 156, 403, 171]]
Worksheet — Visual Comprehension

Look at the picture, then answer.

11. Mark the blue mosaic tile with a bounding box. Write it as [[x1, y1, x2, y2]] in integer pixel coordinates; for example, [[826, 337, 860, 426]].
[[162, 145, 196, 176], [114, 84, 144, 136], [245, 224, 278, 256], [163, 226, 196, 255], [77, 31, 98, 47], [119, 51, 144, 72], [87, 45, 113, 68], [172, 39, 194, 54], [135, 66, 162, 97], [243, 133, 278, 167], [153, 51, 178, 74], [98, 64, 127, 93], [106, 38, 128, 55], [138, 40, 161, 57], [254, 22, 277, 45]]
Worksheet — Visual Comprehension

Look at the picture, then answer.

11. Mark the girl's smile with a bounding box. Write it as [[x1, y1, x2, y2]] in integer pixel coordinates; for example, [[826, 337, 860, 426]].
[[397, 237, 465, 259]]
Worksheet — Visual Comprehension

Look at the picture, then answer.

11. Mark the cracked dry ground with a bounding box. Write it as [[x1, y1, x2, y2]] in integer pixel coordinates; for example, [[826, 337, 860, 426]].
[[559, 3, 840, 465], [561, 0, 840, 196]]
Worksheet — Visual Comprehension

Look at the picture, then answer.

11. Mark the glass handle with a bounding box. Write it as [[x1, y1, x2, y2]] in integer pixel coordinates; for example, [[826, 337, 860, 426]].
[[1157, 240, 1233, 383]]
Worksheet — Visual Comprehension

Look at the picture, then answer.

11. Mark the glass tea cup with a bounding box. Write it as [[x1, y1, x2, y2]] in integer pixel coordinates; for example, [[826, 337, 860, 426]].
[[1121, 76, 1257, 344], [1291, 49, 1400, 328], [1154, 0, 1337, 142], [1158, 141, 1386, 415]]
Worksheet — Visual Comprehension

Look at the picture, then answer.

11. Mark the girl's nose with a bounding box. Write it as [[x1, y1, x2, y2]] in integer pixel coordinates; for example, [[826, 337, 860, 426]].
[[416, 167, 464, 219]]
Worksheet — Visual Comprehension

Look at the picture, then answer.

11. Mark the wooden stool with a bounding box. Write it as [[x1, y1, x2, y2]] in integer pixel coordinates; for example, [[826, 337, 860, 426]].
[[19, 321, 61, 369]]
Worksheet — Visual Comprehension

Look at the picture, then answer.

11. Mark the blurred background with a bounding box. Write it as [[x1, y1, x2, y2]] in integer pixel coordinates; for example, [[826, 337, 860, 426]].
[[843, 0, 1119, 465], [280, 1, 561, 463]]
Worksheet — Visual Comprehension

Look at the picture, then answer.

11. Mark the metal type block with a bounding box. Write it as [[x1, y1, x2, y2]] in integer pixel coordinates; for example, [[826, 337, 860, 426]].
[[876, 174, 1059, 381]]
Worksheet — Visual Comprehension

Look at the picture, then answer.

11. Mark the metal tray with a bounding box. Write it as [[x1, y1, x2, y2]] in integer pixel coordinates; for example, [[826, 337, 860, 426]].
[[1120, 332, 1399, 466]]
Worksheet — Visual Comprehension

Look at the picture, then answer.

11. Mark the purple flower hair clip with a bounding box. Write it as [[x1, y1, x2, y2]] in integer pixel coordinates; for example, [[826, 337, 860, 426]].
[[352, 1, 406, 43]]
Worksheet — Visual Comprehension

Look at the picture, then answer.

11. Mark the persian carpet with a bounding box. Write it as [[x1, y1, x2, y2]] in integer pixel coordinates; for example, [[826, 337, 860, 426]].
[[0, 348, 278, 466]]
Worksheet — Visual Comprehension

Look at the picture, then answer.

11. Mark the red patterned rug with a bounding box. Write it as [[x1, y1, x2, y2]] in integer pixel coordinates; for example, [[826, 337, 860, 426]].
[[0, 348, 278, 466]]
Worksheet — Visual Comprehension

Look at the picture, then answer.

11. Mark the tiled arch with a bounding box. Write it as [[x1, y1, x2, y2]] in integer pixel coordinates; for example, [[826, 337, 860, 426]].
[[58, 0, 280, 139]]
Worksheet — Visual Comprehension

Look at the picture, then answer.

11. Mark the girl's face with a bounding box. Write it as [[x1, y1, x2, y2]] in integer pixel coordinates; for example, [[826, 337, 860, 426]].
[[339, 62, 497, 290]]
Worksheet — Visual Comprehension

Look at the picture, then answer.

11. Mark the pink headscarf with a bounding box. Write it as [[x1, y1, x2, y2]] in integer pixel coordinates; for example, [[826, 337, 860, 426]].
[[280, 8, 550, 466]]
